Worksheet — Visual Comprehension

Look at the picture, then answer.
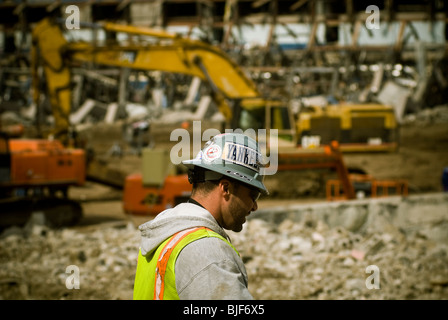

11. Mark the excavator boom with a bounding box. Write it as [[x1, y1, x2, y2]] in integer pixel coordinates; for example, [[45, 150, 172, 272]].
[[31, 17, 266, 132], [31, 18, 72, 143]]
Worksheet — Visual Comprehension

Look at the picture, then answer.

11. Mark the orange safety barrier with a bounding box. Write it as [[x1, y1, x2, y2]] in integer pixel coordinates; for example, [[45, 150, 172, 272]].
[[371, 180, 408, 197], [326, 177, 408, 201]]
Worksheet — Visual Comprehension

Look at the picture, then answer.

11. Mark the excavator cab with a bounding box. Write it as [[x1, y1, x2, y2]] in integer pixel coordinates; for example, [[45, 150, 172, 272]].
[[239, 98, 298, 146], [266, 102, 297, 145]]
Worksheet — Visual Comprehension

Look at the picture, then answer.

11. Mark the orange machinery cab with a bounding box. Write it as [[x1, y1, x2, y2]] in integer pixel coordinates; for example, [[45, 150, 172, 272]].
[[0, 137, 85, 189], [122, 148, 192, 216], [123, 173, 191, 216]]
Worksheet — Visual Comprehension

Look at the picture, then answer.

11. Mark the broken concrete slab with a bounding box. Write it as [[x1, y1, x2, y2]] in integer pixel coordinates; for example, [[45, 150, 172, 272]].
[[250, 192, 448, 243], [377, 80, 411, 123]]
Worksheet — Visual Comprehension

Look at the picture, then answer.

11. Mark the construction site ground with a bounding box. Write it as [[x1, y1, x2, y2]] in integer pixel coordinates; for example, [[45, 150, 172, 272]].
[[1, 117, 447, 300]]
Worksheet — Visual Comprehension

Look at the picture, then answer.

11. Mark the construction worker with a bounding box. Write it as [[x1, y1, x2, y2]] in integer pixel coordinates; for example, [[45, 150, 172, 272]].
[[133, 133, 269, 300]]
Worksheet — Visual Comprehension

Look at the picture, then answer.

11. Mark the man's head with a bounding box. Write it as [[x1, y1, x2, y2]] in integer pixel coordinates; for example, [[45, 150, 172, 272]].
[[182, 133, 268, 232]]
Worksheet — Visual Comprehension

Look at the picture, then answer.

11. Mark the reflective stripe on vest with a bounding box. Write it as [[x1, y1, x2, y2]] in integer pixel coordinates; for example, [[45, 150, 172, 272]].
[[154, 227, 200, 300], [133, 226, 239, 300]]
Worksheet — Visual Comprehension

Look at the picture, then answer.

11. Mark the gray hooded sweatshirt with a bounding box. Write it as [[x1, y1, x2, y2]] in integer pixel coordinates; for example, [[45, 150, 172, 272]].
[[138, 202, 254, 300]]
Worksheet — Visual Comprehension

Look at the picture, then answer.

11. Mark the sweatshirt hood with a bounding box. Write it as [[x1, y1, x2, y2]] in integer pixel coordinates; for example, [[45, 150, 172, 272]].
[[138, 202, 229, 256]]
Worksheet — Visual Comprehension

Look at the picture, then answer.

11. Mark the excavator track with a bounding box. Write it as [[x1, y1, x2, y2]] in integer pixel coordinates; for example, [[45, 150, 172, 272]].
[[0, 197, 83, 232]]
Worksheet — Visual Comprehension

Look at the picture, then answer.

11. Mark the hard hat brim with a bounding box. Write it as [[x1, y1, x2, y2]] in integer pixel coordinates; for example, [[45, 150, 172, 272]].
[[182, 159, 269, 196]]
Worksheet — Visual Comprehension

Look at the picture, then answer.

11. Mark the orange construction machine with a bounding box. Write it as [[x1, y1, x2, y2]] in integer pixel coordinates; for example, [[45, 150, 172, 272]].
[[0, 132, 86, 229], [122, 148, 191, 216], [326, 173, 408, 200], [122, 140, 408, 217], [277, 140, 408, 201]]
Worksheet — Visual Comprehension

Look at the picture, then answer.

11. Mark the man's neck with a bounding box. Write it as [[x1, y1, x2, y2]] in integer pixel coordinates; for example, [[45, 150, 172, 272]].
[[187, 197, 205, 209]]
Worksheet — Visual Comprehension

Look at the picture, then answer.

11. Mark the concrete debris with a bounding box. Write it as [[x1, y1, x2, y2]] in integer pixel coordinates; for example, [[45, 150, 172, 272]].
[[125, 103, 151, 122], [402, 104, 448, 125], [1, 193, 447, 300], [377, 81, 411, 124], [233, 193, 448, 299], [233, 215, 448, 300], [0, 221, 140, 300]]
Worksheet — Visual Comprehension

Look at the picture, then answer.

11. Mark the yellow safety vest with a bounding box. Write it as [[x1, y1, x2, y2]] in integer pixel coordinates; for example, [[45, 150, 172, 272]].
[[133, 226, 239, 300]]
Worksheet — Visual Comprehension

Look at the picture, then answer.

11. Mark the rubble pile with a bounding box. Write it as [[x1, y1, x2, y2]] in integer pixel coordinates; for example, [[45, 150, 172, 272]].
[[402, 104, 448, 125], [0, 221, 140, 300], [1, 207, 447, 300], [233, 218, 448, 300]]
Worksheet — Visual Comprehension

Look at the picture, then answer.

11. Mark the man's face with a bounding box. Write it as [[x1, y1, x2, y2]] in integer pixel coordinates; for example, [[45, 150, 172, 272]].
[[222, 182, 258, 232]]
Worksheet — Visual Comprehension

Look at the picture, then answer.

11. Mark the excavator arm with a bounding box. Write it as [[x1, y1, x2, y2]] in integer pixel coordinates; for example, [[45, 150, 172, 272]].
[[31, 17, 269, 135], [31, 18, 73, 144]]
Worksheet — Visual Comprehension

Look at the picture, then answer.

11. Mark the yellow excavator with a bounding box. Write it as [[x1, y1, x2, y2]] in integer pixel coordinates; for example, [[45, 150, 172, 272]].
[[30, 17, 286, 139]]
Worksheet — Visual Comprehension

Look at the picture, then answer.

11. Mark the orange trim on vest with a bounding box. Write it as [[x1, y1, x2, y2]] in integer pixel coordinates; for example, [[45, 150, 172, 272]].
[[153, 227, 207, 300]]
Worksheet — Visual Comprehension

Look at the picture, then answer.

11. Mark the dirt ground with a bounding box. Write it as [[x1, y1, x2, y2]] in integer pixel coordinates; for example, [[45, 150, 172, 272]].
[[345, 122, 448, 194]]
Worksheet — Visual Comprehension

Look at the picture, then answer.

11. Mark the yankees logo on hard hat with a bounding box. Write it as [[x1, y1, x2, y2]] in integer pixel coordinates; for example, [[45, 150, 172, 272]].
[[182, 133, 269, 195]]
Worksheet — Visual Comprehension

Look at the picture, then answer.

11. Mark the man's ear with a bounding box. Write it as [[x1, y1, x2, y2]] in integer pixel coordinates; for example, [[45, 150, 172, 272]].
[[219, 179, 231, 197]]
